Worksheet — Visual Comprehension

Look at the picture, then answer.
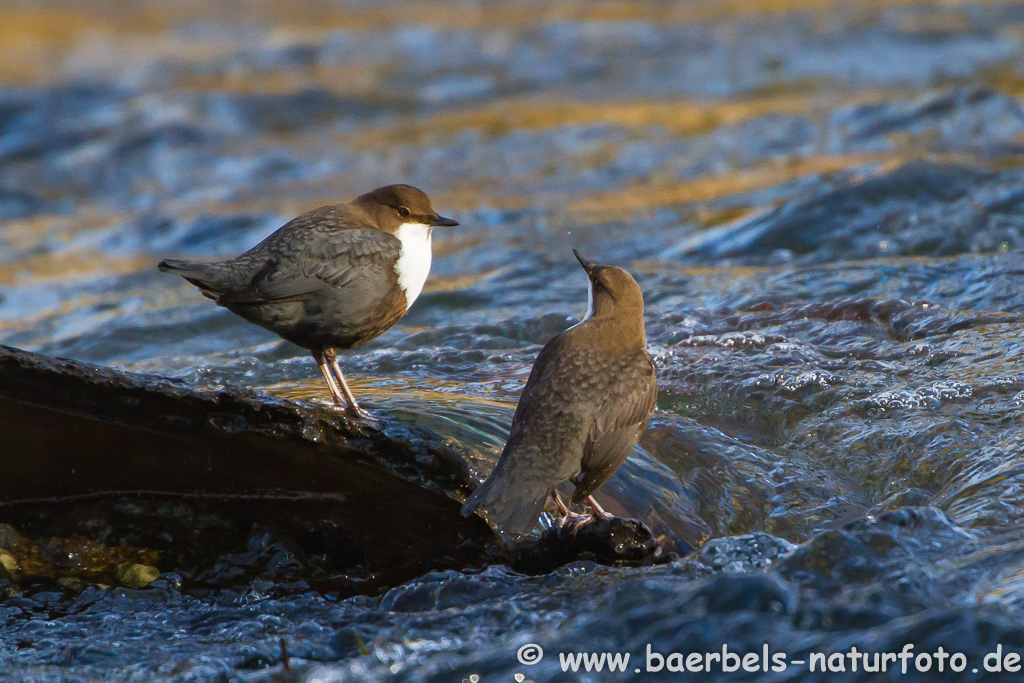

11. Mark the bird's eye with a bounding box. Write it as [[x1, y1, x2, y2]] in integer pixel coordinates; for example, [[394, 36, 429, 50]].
[[397, 206, 410, 218]]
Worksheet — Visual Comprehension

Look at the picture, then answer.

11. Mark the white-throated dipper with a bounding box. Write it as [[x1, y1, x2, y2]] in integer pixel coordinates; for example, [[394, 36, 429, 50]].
[[158, 184, 458, 417], [461, 250, 657, 536]]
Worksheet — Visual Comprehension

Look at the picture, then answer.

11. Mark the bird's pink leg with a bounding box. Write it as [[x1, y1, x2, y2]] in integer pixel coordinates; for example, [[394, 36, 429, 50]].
[[551, 490, 590, 530], [324, 349, 372, 419], [313, 351, 346, 406]]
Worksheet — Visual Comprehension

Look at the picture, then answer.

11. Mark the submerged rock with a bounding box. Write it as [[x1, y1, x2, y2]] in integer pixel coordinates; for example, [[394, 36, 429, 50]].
[[0, 524, 22, 549], [115, 563, 161, 589], [0, 530, 159, 591], [511, 516, 680, 574]]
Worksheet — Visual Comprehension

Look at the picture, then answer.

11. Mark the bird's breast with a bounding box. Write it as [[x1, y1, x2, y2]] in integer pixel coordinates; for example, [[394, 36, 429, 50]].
[[393, 223, 433, 308]]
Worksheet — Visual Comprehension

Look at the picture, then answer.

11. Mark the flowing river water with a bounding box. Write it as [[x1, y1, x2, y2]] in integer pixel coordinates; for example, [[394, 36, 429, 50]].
[[5, 1, 1024, 680]]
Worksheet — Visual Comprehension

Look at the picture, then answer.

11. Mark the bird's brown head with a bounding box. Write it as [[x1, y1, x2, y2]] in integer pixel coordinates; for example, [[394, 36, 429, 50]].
[[353, 184, 459, 233], [572, 249, 646, 345]]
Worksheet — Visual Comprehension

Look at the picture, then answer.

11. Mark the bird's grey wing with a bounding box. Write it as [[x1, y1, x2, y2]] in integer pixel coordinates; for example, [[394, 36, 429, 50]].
[[461, 333, 581, 536], [571, 353, 657, 503], [505, 333, 575, 440], [217, 228, 400, 304]]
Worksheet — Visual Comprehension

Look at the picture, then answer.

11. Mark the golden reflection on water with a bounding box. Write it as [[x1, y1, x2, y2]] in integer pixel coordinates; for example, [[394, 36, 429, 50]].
[[337, 88, 887, 149], [0, 0, 1013, 84], [5, 0, 1020, 281], [0, 0, 1006, 46], [0, 212, 125, 252], [566, 152, 900, 216], [266, 376, 521, 409], [0, 252, 152, 287]]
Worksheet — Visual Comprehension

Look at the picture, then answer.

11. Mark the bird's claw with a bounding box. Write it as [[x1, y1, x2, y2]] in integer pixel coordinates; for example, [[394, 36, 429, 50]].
[[558, 511, 593, 535], [325, 401, 379, 423], [346, 406, 377, 422]]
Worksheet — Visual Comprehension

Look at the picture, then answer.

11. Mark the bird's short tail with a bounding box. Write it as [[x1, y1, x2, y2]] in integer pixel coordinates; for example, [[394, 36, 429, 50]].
[[158, 259, 225, 299], [158, 258, 206, 279], [461, 470, 550, 538]]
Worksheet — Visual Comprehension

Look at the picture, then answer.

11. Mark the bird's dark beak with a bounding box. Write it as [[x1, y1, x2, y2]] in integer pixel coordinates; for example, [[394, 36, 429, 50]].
[[573, 249, 595, 275], [431, 215, 460, 227]]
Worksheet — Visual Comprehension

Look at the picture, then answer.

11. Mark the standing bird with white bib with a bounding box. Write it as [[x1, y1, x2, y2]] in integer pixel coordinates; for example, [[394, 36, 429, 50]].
[[158, 184, 458, 418]]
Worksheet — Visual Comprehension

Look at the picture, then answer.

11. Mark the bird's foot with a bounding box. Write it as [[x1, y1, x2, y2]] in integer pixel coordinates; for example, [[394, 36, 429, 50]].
[[558, 510, 594, 535], [344, 404, 377, 422], [324, 399, 379, 423]]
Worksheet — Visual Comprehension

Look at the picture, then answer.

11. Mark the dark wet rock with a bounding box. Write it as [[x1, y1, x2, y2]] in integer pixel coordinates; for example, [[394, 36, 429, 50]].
[[0, 343, 480, 504], [510, 516, 678, 574], [0, 344, 693, 596], [0, 342, 494, 594]]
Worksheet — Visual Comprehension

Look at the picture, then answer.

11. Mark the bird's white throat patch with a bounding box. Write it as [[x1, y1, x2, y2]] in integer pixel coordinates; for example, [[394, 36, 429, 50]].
[[394, 222, 433, 307], [569, 279, 594, 330]]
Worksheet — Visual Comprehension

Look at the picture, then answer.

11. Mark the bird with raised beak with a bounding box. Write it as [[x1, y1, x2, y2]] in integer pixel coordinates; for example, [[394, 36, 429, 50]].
[[158, 184, 459, 418], [462, 250, 657, 536]]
